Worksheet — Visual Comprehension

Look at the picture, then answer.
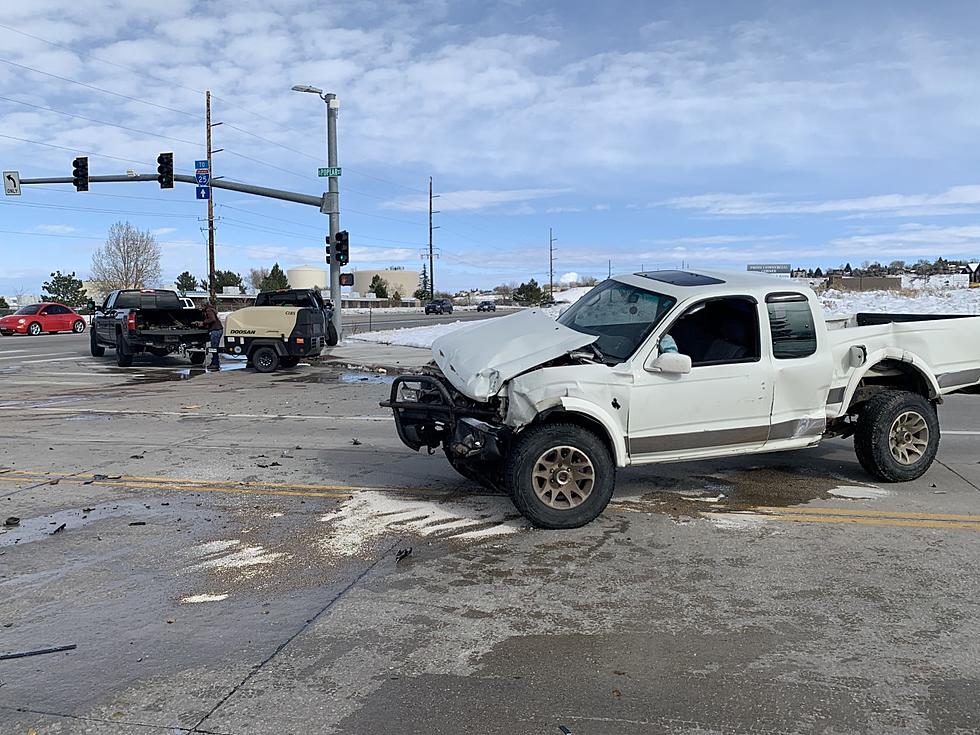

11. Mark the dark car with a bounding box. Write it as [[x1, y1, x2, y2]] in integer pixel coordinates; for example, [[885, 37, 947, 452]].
[[476, 301, 497, 312], [425, 299, 454, 315]]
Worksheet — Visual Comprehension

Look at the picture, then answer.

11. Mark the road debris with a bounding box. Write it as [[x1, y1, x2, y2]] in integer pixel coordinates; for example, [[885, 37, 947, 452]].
[[4, 517, 19, 527], [51, 523, 66, 535], [129, 521, 147, 526], [0, 644, 77, 661], [351, 438, 362, 445], [395, 547, 413, 563]]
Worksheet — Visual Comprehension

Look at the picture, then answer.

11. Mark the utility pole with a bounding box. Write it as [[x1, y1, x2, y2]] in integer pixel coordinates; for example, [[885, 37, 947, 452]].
[[549, 227, 556, 298], [608, 259, 612, 278], [325, 93, 341, 339], [428, 177, 439, 301], [205, 90, 216, 303]]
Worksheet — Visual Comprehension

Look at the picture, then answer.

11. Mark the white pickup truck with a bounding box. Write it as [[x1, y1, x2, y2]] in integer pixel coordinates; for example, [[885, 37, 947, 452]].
[[382, 270, 980, 528]]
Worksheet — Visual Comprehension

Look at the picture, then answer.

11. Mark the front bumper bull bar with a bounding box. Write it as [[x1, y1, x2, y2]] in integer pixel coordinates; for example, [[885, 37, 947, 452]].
[[380, 374, 506, 459]]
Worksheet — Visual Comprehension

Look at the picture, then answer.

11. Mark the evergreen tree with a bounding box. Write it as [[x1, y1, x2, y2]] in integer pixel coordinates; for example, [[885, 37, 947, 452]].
[[41, 271, 88, 306], [414, 263, 430, 300], [260, 263, 289, 291], [513, 278, 545, 305], [175, 271, 198, 294], [369, 274, 389, 298], [0, 296, 8, 309], [201, 270, 245, 294], [813, 267, 824, 277]]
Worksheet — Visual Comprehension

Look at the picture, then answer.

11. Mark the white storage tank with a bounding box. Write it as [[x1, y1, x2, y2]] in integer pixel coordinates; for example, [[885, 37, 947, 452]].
[[287, 266, 328, 290]]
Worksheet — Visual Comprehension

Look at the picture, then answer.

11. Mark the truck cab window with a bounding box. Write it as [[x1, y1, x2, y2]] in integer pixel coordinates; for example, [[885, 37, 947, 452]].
[[669, 297, 760, 366], [766, 293, 817, 359]]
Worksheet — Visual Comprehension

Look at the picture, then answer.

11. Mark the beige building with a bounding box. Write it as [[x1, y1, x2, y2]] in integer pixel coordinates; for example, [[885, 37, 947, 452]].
[[351, 269, 419, 299]]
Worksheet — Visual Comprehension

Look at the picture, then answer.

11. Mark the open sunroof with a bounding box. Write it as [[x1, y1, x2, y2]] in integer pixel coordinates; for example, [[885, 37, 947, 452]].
[[636, 270, 726, 286]]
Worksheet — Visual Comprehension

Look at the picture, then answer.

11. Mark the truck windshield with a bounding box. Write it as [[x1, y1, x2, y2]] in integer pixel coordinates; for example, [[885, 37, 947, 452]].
[[557, 280, 676, 362]]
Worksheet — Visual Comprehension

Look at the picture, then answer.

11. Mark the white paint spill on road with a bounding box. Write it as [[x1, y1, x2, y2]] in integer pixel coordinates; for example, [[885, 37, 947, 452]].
[[702, 512, 769, 530], [319, 491, 524, 557], [180, 593, 229, 604], [828, 486, 891, 499], [188, 539, 287, 575]]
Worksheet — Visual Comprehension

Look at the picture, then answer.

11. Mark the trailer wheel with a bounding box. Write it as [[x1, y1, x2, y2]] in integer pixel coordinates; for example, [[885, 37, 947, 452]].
[[189, 351, 206, 365], [252, 346, 279, 373], [854, 390, 939, 482], [503, 423, 615, 529], [116, 332, 133, 367], [90, 328, 104, 357]]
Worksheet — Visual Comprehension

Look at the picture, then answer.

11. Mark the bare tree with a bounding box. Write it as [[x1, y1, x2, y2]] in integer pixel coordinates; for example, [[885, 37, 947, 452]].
[[249, 267, 270, 291], [90, 221, 162, 291]]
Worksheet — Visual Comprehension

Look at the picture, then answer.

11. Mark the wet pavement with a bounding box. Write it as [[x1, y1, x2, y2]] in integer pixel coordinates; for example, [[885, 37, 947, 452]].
[[0, 337, 978, 733]]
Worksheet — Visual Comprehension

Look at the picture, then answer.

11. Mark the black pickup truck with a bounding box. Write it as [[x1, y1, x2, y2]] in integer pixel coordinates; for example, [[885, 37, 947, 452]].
[[254, 288, 338, 346], [90, 289, 210, 367]]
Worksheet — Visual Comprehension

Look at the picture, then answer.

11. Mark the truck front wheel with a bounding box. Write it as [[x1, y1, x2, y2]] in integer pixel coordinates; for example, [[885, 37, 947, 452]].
[[854, 390, 939, 482], [503, 423, 615, 529], [327, 322, 338, 347]]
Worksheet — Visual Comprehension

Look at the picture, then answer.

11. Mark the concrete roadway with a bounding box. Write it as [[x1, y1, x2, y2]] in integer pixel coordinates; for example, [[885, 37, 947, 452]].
[[0, 338, 978, 734]]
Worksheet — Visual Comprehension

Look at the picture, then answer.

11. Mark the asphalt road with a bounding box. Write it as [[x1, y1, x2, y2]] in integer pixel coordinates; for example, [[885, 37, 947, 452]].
[[0, 342, 978, 734]]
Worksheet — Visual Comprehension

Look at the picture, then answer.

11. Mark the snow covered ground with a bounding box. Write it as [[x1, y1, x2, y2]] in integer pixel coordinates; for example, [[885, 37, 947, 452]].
[[349, 283, 980, 350]]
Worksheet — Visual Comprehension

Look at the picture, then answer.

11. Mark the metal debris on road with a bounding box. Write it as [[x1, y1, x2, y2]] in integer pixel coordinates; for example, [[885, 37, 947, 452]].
[[351, 438, 362, 445], [0, 644, 77, 661], [395, 547, 412, 563], [51, 523, 66, 534], [4, 517, 19, 527]]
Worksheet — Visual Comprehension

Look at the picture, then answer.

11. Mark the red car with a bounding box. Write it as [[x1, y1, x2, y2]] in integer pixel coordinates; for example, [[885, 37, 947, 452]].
[[0, 303, 87, 336]]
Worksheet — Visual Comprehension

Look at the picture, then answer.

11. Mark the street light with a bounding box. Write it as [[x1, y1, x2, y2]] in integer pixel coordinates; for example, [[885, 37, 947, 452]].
[[292, 82, 342, 340]]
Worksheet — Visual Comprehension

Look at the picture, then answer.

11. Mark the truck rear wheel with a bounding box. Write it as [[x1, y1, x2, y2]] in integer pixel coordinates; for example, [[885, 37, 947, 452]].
[[90, 328, 104, 357], [116, 332, 133, 367], [503, 423, 615, 529], [854, 390, 939, 482], [189, 351, 206, 365], [252, 346, 279, 373]]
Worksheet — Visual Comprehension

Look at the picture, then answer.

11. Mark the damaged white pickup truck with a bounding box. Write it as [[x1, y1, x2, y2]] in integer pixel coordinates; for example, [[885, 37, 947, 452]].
[[382, 270, 980, 529]]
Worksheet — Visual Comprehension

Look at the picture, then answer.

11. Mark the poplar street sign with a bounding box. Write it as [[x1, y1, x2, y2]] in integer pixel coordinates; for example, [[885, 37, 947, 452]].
[[318, 167, 341, 177]]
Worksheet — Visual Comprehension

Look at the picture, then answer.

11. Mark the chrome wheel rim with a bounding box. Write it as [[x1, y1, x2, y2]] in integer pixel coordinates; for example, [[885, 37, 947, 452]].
[[531, 445, 595, 510], [889, 411, 929, 465], [28, 323, 40, 335], [257, 352, 273, 369], [73, 321, 84, 332]]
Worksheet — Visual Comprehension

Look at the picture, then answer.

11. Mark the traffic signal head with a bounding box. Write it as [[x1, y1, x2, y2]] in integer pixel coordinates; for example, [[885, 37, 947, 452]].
[[71, 156, 89, 192], [324, 235, 331, 261], [339, 273, 354, 287], [156, 152, 174, 189], [335, 230, 350, 266]]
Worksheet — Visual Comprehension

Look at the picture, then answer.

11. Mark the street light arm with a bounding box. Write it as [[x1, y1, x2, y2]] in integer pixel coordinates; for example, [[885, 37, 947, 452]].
[[291, 84, 323, 95]]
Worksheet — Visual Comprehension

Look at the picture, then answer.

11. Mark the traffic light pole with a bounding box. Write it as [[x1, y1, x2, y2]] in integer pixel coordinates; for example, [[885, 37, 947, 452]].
[[324, 94, 342, 339]]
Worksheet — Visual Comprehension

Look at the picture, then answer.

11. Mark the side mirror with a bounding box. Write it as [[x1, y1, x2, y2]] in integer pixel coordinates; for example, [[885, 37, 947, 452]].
[[646, 352, 692, 374]]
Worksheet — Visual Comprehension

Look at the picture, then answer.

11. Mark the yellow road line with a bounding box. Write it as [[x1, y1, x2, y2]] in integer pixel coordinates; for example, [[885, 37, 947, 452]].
[[0, 472, 450, 499], [760, 513, 980, 531], [758, 506, 980, 523]]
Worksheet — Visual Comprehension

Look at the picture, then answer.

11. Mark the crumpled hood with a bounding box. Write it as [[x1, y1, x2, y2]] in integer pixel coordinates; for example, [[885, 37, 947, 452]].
[[431, 309, 597, 401]]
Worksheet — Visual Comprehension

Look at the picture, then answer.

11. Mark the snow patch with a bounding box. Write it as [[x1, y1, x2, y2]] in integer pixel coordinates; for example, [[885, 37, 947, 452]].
[[347, 320, 476, 348], [180, 593, 228, 604], [319, 491, 524, 557], [703, 512, 769, 530], [190, 539, 286, 570], [828, 485, 891, 499]]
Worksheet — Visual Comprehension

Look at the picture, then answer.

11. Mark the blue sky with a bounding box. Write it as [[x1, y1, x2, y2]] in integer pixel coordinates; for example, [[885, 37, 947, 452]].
[[2, 0, 980, 295]]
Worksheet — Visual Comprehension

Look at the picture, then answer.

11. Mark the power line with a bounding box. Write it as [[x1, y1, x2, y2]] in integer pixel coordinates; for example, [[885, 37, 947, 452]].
[[30, 185, 200, 205], [0, 199, 201, 219], [0, 57, 200, 120], [0, 95, 203, 147], [221, 123, 321, 163], [0, 133, 154, 166]]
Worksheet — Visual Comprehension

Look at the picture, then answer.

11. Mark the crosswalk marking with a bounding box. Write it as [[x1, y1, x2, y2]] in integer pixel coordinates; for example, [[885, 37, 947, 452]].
[[0, 352, 78, 361]]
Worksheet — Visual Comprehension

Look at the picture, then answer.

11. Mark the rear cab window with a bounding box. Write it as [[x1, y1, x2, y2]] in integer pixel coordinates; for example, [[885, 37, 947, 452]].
[[766, 293, 817, 359]]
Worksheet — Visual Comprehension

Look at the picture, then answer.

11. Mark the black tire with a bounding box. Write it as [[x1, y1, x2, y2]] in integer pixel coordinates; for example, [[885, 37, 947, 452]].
[[327, 322, 338, 347], [280, 356, 299, 368], [72, 320, 86, 333], [27, 322, 42, 336], [90, 328, 105, 357], [189, 351, 206, 365], [503, 422, 615, 529], [854, 390, 939, 482], [252, 346, 279, 373], [116, 332, 133, 367]]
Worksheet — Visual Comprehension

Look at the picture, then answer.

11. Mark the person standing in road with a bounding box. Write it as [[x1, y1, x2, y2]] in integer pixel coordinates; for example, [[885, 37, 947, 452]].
[[200, 299, 223, 370]]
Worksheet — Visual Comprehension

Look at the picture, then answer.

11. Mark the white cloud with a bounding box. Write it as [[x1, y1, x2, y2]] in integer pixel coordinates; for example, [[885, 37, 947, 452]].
[[663, 186, 980, 218], [558, 271, 579, 284], [384, 188, 568, 212], [151, 227, 177, 237], [34, 224, 76, 234]]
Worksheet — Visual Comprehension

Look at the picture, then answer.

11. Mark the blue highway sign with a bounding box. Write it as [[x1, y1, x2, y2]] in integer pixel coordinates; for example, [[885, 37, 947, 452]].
[[195, 159, 210, 170], [196, 186, 211, 200]]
